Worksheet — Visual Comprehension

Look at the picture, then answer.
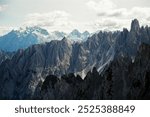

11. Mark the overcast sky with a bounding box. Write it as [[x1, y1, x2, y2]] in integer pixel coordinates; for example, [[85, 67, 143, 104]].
[[0, 0, 150, 35]]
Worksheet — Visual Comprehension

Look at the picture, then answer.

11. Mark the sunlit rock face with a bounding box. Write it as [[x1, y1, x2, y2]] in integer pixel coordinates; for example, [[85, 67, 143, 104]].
[[0, 19, 150, 99]]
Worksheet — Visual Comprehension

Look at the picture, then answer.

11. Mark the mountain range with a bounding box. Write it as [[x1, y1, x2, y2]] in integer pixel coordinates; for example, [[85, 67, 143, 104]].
[[0, 19, 149, 99], [0, 27, 90, 52], [35, 43, 150, 100]]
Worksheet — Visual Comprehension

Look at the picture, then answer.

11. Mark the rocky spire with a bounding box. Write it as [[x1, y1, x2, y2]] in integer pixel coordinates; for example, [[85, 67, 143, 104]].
[[130, 19, 140, 32]]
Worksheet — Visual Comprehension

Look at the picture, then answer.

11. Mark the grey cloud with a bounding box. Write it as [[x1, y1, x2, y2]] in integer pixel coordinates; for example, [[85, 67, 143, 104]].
[[108, 10, 124, 17], [93, 20, 121, 30], [147, 17, 150, 21], [97, 11, 124, 17], [97, 12, 107, 17]]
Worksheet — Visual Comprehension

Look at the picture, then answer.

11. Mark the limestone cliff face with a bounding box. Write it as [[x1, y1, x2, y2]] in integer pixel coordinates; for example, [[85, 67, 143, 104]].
[[0, 32, 116, 99], [0, 50, 13, 64], [0, 19, 150, 99], [36, 43, 150, 100]]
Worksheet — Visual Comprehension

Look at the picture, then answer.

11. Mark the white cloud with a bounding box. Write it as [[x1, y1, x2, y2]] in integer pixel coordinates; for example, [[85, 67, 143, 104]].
[[0, 5, 8, 12], [1, 0, 150, 34], [88, 18, 130, 31], [23, 11, 76, 32], [86, 0, 150, 31], [86, 0, 116, 12], [0, 26, 13, 36], [129, 7, 150, 19]]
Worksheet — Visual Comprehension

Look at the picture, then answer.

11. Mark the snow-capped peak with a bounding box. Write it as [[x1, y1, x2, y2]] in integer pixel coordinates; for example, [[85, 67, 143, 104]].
[[70, 29, 81, 36], [67, 29, 90, 41], [15, 26, 49, 36], [0, 26, 91, 52]]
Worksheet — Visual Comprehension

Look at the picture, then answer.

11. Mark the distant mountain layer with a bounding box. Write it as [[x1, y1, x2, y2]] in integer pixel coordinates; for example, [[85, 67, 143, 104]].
[[0, 27, 90, 52], [0, 19, 149, 99]]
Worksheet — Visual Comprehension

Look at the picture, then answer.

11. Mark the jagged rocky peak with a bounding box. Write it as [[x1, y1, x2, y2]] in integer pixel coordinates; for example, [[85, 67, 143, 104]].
[[123, 28, 128, 33], [0, 19, 150, 99], [70, 29, 81, 35], [83, 31, 90, 35], [27, 26, 49, 35], [130, 19, 140, 32], [52, 31, 66, 37], [13, 26, 49, 36], [61, 36, 69, 43], [61, 36, 73, 45], [62, 36, 68, 40]]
